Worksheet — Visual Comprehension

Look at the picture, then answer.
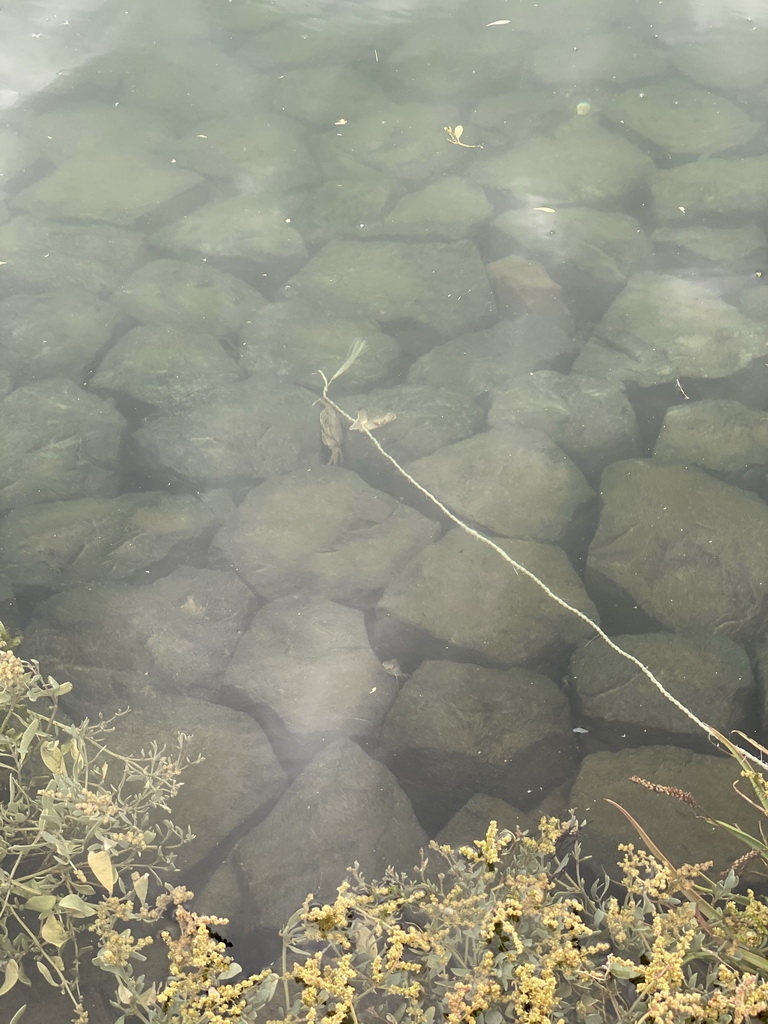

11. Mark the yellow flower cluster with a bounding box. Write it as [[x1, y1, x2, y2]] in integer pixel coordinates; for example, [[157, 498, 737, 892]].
[[98, 927, 153, 967], [109, 829, 148, 850], [73, 787, 119, 823], [708, 965, 768, 1023], [717, 890, 768, 950], [157, 905, 265, 1024], [0, 646, 28, 692], [291, 950, 357, 1024], [511, 962, 562, 1024], [618, 843, 710, 900], [458, 818, 513, 868]]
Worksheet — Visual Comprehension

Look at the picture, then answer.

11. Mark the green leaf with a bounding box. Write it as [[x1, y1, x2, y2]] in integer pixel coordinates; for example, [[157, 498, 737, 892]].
[[39, 743, 65, 776], [0, 959, 19, 996], [608, 961, 641, 980], [58, 894, 96, 918], [40, 916, 67, 949], [23, 895, 56, 913], [35, 960, 59, 986], [88, 850, 115, 895], [709, 819, 766, 853], [18, 720, 38, 764], [132, 873, 149, 906]]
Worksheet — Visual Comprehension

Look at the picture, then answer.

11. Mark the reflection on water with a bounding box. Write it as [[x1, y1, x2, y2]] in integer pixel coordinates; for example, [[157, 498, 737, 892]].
[[0, 0, 767, 984]]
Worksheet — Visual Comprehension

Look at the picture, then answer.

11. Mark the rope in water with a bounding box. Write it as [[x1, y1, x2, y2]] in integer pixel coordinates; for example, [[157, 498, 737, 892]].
[[319, 371, 764, 771]]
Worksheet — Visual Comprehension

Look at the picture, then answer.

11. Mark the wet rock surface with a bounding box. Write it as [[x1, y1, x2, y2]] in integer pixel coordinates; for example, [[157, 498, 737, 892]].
[[586, 461, 768, 644], [212, 466, 441, 606], [0, 493, 217, 588], [379, 660, 577, 832], [570, 631, 755, 748], [233, 739, 428, 932], [285, 239, 495, 338], [402, 427, 595, 544], [223, 595, 398, 769], [375, 527, 598, 672], [0, 379, 124, 510], [574, 272, 768, 386]]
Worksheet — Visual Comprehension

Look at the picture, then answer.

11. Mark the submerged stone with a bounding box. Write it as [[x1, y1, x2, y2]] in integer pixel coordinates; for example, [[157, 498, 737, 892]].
[[489, 371, 639, 480], [403, 427, 595, 545], [380, 660, 577, 831], [654, 400, 768, 472], [223, 595, 398, 770], [12, 148, 207, 227], [0, 288, 121, 385], [0, 216, 147, 298], [285, 239, 495, 338], [0, 493, 216, 589], [0, 379, 123, 511], [604, 78, 760, 155], [131, 378, 320, 485], [233, 739, 427, 932], [471, 119, 654, 207], [90, 325, 241, 410], [375, 527, 598, 672], [570, 631, 754, 748], [586, 460, 768, 644], [573, 272, 768, 386], [112, 258, 266, 335], [211, 466, 441, 607]]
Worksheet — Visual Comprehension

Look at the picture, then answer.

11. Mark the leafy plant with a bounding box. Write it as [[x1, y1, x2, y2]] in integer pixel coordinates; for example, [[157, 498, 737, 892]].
[[0, 627, 195, 1021], [244, 816, 768, 1024]]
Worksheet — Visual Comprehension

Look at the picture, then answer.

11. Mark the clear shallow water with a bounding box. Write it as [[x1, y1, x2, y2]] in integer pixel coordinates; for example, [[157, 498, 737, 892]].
[[0, 0, 767, 994]]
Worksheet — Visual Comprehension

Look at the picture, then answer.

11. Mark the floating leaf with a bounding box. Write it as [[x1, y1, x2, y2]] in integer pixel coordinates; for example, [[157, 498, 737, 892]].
[[58, 894, 96, 918], [88, 849, 115, 894], [40, 916, 67, 948], [39, 742, 65, 776], [0, 959, 19, 996], [350, 410, 396, 433]]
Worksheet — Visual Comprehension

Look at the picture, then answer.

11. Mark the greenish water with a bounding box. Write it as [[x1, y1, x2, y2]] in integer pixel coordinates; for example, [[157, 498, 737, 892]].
[[0, 0, 767, 998]]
